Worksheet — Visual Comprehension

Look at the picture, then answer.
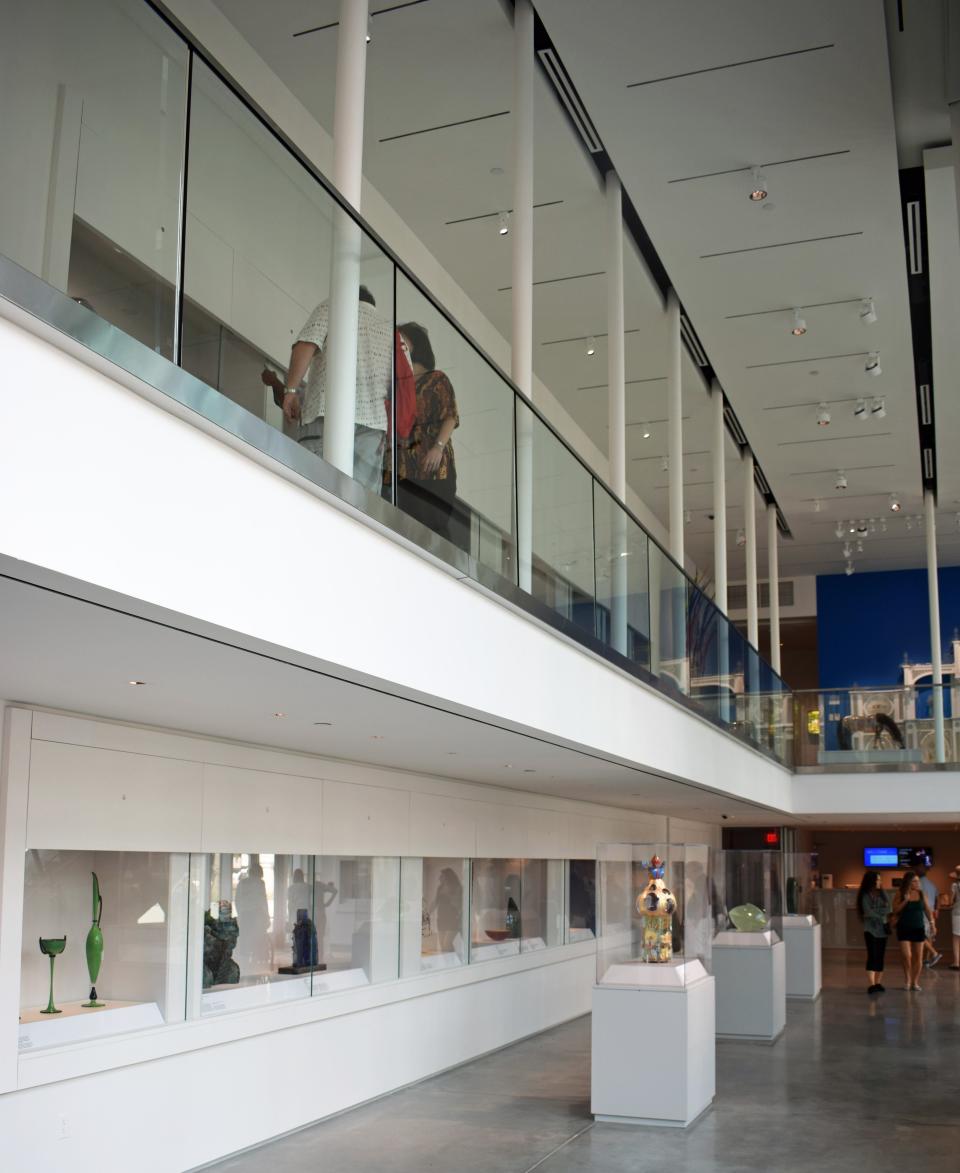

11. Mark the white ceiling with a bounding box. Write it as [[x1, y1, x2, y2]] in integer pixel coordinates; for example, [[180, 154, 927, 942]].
[[208, 0, 959, 580]]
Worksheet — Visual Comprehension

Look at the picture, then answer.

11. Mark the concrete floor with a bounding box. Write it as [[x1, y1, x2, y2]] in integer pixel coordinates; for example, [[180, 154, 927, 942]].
[[207, 952, 960, 1172]]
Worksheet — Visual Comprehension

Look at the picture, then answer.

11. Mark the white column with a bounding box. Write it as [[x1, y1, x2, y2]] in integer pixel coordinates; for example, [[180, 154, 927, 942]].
[[667, 288, 683, 565], [767, 503, 781, 675], [607, 171, 628, 654], [324, 0, 369, 478], [711, 382, 727, 615], [925, 490, 946, 763], [513, 0, 534, 593], [743, 450, 758, 649]]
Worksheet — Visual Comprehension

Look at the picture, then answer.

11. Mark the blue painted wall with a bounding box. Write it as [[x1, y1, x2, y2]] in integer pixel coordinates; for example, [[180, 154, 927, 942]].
[[817, 567, 960, 688]]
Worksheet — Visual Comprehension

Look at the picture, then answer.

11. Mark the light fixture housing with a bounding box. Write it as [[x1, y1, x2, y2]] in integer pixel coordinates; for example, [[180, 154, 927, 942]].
[[817, 403, 831, 427], [791, 308, 807, 336], [736, 528, 746, 547], [856, 519, 868, 535], [835, 521, 845, 539], [854, 397, 867, 421], [585, 336, 597, 356], [497, 211, 509, 236], [865, 351, 882, 376], [836, 470, 848, 490], [661, 455, 669, 472], [889, 493, 901, 513], [871, 396, 886, 419], [860, 298, 877, 325], [365, 13, 373, 42], [748, 167, 768, 202], [845, 560, 855, 576], [842, 541, 852, 558], [642, 425, 651, 439]]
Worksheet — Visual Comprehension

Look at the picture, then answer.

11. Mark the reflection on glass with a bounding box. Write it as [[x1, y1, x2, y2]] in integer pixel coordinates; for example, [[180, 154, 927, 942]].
[[520, 860, 564, 951], [20, 850, 188, 1048], [0, 0, 188, 355], [401, 858, 469, 975], [566, 859, 597, 942], [593, 486, 650, 669], [311, 856, 400, 992], [470, 859, 522, 962], [712, 849, 784, 936]]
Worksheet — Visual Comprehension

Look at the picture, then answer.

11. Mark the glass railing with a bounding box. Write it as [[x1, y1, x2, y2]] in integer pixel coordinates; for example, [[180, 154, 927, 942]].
[[793, 685, 955, 768], [0, 0, 793, 767]]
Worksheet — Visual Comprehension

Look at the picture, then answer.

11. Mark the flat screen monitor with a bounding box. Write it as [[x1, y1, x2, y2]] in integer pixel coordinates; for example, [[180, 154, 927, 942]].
[[863, 847, 933, 869]]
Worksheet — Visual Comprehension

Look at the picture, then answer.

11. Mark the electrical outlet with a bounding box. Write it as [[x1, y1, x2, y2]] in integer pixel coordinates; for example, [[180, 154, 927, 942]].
[[57, 1115, 69, 1140]]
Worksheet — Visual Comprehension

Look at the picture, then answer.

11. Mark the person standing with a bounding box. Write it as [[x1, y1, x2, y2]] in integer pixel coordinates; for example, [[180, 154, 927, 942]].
[[281, 286, 392, 492], [949, 866, 960, 970], [914, 859, 942, 968], [891, 871, 935, 991], [856, 870, 891, 994]]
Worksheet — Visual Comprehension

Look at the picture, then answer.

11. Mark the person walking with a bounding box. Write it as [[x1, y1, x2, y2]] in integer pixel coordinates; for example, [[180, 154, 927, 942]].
[[856, 870, 890, 994], [914, 858, 942, 968], [891, 871, 935, 991], [948, 866, 960, 970]]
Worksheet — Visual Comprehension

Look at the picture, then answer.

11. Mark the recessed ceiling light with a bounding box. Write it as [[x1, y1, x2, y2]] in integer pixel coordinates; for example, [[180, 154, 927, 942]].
[[865, 351, 881, 376], [889, 493, 901, 513], [748, 166, 768, 202], [503, 763, 513, 768], [836, 470, 848, 490], [860, 298, 877, 325], [523, 768, 536, 773], [854, 397, 867, 421], [313, 721, 332, 726], [585, 336, 597, 356], [497, 211, 510, 236], [490, 166, 504, 176], [871, 396, 886, 419], [273, 712, 286, 719], [791, 308, 807, 336], [128, 680, 147, 686], [365, 14, 373, 42], [370, 734, 383, 740], [817, 403, 831, 427]]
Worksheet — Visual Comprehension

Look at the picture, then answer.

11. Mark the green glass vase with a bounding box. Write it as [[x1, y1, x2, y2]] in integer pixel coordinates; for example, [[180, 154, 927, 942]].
[[82, 872, 105, 1008], [39, 936, 66, 1014]]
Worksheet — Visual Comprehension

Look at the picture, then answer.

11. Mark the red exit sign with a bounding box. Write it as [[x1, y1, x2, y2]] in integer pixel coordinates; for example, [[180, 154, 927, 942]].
[[765, 830, 780, 845]]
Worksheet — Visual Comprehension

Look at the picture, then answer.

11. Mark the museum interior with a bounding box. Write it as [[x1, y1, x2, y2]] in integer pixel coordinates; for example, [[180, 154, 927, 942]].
[[2, 1, 960, 1170]]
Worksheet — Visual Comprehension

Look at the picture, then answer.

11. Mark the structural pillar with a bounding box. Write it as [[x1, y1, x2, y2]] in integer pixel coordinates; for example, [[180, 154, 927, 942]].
[[767, 503, 781, 675], [711, 382, 727, 616], [743, 450, 758, 649], [667, 288, 683, 565], [324, 0, 369, 478], [512, 0, 534, 593], [607, 171, 628, 654], [924, 489, 946, 763]]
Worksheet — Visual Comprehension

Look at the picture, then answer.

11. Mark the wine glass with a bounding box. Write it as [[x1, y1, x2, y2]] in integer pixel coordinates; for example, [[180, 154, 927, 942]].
[[38, 936, 66, 1015]]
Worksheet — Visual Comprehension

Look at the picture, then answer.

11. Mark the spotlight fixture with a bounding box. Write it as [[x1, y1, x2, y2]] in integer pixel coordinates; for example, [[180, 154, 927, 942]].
[[661, 455, 669, 472], [791, 308, 807, 336], [856, 519, 868, 535], [273, 712, 286, 719], [834, 521, 845, 539], [865, 351, 882, 376], [845, 560, 855, 576], [853, 397, 867, 421], [859, 298, 877, 325], [836, 470, 848, 491], [365, 13, 373, 42], [642, 424, 651, 439], [871, 396, 886, 419], [128, 680, 147, 686], [497, 211, 510, 236], [848, 519, 857, 533], [842, 541, 852, 558], [736, 528, 746, 547], [748, 167, 768, 202], [585, 336, 597, 356], [817, 403, 831, 427], [856, 539, 864, 553], [888, 493, 901, 513]]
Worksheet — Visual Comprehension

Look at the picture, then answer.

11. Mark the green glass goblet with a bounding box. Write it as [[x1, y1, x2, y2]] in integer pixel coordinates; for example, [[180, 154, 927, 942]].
[[39, 936, 66, 1014]]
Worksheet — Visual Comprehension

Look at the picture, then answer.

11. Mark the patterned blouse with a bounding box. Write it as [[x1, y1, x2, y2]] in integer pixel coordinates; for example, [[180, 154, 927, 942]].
[[394, 370, 459, 484]]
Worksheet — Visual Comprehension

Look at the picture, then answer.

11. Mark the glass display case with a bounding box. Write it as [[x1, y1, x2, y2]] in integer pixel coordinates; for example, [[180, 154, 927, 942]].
[[520, 859, 564, 951], [470, 858, 522, 961], [712, 849, 784, 939], [782, 852, 818, 921], [565, 859, 597, 943], [596, 843, 712, 987], [400, 857, 469, 975], [20, 850, 189, 1050]]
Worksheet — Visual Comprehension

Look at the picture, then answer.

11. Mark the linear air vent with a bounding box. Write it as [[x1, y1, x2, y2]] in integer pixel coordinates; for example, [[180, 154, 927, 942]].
[[923, 447, 935, 480], [680, 314, 709, 366], [537, 47, 604, 153], [919, 383, 932, 425], [723, 403, 748, 448], [907, 201, 923, 274]]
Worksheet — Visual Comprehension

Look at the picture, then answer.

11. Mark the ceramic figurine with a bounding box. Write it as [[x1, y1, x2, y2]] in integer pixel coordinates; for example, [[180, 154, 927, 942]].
[[83, 871, 105, 1007], [39, 937, 66, 1014], [636, 856, 677, 963]]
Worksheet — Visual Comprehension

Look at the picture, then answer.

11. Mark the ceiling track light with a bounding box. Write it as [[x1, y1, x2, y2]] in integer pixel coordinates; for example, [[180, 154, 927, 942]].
[[856, 539, 864, 553], [585, 336, 597, 356], [845, 560, 855, 576], [836, 470, 848, 490], [842, 541, 852, 558], [865, 351, 882, 376], [748, 166, 768, 202], [817, 403, 831, 427], [365, 13, 373, 42], [641, 423, 651, 439], [853, 397, 867, 421], [661, 455, 669, 472], [497, 211, 510, 236], [860, 298, 877, 325], [889, 493, 901, 513], [871, 396, 886, 419], [856, 520, 868, 535], [791, 308, 807, 336], [835, 521, 845, 539]]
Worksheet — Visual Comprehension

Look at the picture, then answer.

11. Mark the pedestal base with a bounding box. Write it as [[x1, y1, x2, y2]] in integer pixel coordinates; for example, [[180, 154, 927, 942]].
[[277, 963, 327, 975], [780, 917, 822, 1000], [591, 973, 715, 1128], [712, 934, 785, 1042]]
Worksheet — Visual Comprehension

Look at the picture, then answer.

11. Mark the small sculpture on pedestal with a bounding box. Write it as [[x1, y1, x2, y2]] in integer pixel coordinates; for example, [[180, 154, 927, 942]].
[[636, 856, 677, 963], [38, 936, 67, 1014], [278, 908, 326, 974], [203, 901, 240, 988]]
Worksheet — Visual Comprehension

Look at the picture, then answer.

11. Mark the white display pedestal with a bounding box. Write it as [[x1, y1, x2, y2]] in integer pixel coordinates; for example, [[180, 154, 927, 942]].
[[712, 931, 785, 1043], [780, 915, 822, 1000], [19, 1000, 163, 1050], [592, 961, 715, 1128]]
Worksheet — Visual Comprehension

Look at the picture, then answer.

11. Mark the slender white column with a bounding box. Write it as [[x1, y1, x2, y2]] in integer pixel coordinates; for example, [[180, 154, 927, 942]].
[[667, 288, 683, 565], [767, 503, 781, 676], [324, 0, 369, 478], [924, 490, 946, 763], [711, 382, 727, 616], [743, 450, 758, 649], [512, 0, 534, 592], [606, 171, 628, 654]]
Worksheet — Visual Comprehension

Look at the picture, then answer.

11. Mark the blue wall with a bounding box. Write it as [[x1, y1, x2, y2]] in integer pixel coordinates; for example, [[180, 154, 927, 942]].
[[817, 567, 960, 688]]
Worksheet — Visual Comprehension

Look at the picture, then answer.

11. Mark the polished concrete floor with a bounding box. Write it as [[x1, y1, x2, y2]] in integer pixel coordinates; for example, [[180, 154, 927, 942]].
[[208, 952, 960, 1172]]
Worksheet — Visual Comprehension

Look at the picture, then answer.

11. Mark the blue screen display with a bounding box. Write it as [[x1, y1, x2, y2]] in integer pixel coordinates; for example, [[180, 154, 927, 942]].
[[864, 847, 899, 868]]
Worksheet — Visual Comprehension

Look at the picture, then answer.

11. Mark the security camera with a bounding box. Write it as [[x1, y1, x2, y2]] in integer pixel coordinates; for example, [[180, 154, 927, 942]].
[[721, 814, 729, 821]]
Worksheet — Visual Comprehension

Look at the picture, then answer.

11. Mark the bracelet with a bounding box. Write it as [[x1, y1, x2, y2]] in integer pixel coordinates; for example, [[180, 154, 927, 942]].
[[434, 439, 445, 450]]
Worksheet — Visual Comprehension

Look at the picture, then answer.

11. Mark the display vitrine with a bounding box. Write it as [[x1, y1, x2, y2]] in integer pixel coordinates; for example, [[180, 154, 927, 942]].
[[712, 849, 783, 939], [400, 857, 469, 975], [470, 859, 522, 961]]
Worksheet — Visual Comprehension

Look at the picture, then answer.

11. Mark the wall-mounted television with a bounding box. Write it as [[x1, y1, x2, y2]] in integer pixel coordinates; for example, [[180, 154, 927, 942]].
[[863, 847, 933, 869]]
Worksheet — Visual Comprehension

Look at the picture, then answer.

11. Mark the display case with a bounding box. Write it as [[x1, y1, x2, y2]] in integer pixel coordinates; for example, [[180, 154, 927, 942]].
[[520, 859, 564, 951], [712, 849, 783, 941], [779, 852, 822, 1000], [19, 850, 188, 1050], [781, 852, 817, 921], [470, 858, 522, 961], [565, 859, 597, 943], [596, 843, 712, 987], [400, 857, 469, 975]]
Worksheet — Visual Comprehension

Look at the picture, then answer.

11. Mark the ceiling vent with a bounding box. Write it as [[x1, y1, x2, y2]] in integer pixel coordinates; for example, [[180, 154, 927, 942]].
[[728, 580, 796, 612], [906, 200, 923, 275], [923, 446, 935, 480], [537, 48, 604, 154], [919, 383, 932, 426], [680, 314, 709, 366]]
